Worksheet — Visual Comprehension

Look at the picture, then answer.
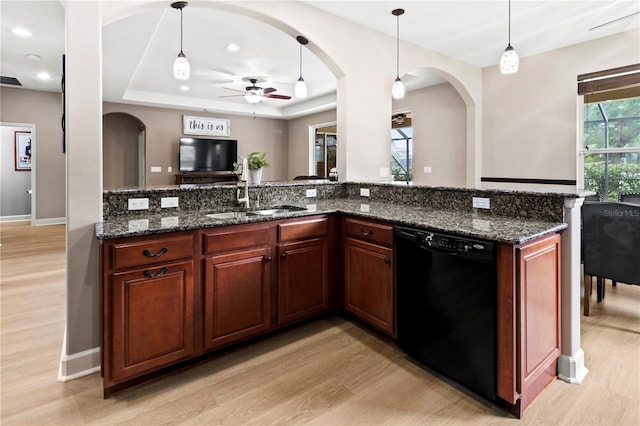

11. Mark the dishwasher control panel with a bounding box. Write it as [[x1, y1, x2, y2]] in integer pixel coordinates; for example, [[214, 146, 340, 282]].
[[414, 231, 488, 253]]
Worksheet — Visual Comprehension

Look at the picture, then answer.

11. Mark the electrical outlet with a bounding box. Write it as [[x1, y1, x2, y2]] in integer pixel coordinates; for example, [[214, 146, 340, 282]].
[[128, 198, 149, 210], [161, 197, 179, 208], [161, 216, 179, 228], [306, 188, 317, 197], [423, 166, 432, 173], [150, 166, 162, 173], [167, 166, 173, 173], [472, 197, 491, 209], [360, 188, 370, 197], [128, 219, 149, 232]]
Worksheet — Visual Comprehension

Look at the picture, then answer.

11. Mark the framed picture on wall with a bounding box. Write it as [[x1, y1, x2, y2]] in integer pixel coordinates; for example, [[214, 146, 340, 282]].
[[14, 131, 32, 171]]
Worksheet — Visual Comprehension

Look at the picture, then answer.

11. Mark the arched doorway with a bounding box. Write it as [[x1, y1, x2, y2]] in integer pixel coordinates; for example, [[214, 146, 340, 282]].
[[103, 112, 146, 188]]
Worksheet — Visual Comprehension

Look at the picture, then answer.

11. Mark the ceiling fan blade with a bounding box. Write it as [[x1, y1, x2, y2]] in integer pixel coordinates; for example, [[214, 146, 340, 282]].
[[264, 94, 291, 100], [218, 94, 245, 98], [222, 87, 247, 94], [263, 87, 277, 94]]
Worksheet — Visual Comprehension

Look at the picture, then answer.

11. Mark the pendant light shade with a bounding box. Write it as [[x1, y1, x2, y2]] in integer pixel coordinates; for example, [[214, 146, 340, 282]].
[[295, 36, 308, 99], [171, 2, 190, 80], [392, 8, 405, 99], [500, 0, 519, 74]]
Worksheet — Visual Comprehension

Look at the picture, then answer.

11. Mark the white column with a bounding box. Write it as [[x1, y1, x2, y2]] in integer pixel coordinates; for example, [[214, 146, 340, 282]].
[[557, 196, 588, 383], [59, 0, 103, 380]]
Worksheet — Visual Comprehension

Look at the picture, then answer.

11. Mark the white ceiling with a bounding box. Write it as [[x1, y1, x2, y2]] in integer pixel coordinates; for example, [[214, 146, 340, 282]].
[[1, 1, 638, 119]]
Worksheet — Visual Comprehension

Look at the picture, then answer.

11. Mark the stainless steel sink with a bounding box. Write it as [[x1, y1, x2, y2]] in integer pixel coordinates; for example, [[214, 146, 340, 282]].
[[206, 205, 307, 220], [246, 205, 307, 216], [206, 211, 246, 220]]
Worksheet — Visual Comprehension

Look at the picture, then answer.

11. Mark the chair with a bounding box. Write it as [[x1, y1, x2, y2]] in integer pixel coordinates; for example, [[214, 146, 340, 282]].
[[582, 201, 640, 315], [584, 192, 603, 202], [618, 192, 640, 205]]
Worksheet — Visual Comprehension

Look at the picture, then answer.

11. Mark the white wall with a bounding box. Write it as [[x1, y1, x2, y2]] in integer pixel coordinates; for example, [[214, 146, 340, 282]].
[[482, 30, 640, 186], [393, 83, 467, 186], [0, 125, 32, 218], [288, 109, 337, 179]]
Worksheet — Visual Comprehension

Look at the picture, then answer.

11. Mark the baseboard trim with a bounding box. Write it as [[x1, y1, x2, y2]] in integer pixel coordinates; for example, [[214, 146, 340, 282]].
[[58, 345, 101, 382], [34, 217, 66, 226], [0, 215, 30, 222]]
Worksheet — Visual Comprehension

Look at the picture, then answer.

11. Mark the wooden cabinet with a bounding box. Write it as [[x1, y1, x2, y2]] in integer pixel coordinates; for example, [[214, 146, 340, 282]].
[[101, 231, 196, 396], [497, 233, 561, 418], [200, 223, 275, 350], [277, 217, 329, 325], [343, 217, 395, 336]]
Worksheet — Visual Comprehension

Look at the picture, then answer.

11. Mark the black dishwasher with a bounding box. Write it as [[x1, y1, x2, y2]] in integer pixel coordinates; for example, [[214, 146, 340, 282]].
[[395, 226, 497, 401]]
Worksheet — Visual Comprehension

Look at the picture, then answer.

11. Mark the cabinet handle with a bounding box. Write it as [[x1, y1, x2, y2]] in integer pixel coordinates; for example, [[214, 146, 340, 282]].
[[384, 257, 391, 264], [263, 256, 273, 262], [142, 247, 168, 257], [360, 228, 373, 237], [143, 267, 168, 278]]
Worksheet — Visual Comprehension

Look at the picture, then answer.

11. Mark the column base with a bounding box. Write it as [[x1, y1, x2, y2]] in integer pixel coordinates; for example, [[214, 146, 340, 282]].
[[557, 349, 589, 384]]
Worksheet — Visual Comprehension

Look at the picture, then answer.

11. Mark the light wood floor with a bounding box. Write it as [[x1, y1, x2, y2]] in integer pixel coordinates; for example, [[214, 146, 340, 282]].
[[1, 221, 639, 425]]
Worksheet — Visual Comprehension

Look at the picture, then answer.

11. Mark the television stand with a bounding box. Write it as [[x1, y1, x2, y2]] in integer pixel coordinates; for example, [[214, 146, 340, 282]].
[[175, 172, 238, 185]]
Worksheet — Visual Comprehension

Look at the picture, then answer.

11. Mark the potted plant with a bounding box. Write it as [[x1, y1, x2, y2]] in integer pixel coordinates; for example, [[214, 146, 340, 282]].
[[246, 151, 270, 184]]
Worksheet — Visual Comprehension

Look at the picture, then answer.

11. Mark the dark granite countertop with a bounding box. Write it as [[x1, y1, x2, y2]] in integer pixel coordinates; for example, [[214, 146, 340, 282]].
[[96, 198, 567, 244]]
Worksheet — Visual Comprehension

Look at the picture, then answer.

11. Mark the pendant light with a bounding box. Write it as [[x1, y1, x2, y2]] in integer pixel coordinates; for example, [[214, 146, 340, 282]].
[[391, 8, 405, 99], [295, 36, 308, 99], [500, 0, 519, 74], [171, 1, 190, 80]]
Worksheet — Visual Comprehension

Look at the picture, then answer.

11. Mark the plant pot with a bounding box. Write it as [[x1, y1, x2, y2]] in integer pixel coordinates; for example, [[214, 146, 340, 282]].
[[249, 168, 262, 184]]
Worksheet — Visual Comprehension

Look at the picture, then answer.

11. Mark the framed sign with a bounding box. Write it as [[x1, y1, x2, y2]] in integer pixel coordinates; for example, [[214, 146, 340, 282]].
[[14, 131, 32, 171], [183, 115, 230, 137]]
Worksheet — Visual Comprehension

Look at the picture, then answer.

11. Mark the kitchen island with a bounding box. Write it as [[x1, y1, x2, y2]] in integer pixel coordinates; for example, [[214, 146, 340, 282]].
[[97, 181, 580, 417]]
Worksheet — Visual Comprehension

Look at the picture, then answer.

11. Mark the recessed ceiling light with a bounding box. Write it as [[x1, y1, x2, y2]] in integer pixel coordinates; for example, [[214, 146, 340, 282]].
[[180, 85, 189, 91], [37, 72, 51, 80], [26, 54, 41, 61], [12, 28, 32, 37], [226, 43, 240, 52]]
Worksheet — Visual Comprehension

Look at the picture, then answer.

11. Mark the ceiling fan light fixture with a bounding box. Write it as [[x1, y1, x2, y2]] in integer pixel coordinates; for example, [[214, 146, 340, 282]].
[[171, 2, 190, 80], [391, 8, 405, 100], [296, 35, 309, 99], [245, 93, 263, 104], [500, 0, 519, 75]]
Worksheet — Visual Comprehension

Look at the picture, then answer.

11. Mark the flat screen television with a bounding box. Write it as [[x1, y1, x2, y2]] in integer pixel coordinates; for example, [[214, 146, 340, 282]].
[[179, 137, 237, 172]]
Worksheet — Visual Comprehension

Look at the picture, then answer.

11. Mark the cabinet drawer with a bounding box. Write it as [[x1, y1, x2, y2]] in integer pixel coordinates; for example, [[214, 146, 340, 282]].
[[344, 217, 393, 247], [278, 217, 328, 243], [202, 223, 274, 254], [111, 234, 194, 270]]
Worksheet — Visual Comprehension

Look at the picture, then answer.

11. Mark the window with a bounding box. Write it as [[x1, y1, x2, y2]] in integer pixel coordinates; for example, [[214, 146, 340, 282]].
[[579, 64, 640, 200], [582, 96, 640, 200], [391, 112, 412, 182]]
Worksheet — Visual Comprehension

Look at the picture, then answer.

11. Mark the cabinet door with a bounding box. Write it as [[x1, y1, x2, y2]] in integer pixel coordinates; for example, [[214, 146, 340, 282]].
[[108, 261, 194, 383], [496, 233, 561, 416], [344, 238, 394, 335], [203, 247, 273, 350], [278, 238, 328, 325]]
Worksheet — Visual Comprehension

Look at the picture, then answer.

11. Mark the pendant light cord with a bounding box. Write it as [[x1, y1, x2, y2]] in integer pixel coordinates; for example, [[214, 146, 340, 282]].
[[396, 13, 400, 78], [299, 44, 303, 78], [507, 0, 511, 46], [180, 7, 184, 54]]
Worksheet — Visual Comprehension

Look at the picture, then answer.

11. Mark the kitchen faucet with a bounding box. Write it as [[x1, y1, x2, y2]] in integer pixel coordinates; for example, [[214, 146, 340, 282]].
[[237, 157, 250, 208]]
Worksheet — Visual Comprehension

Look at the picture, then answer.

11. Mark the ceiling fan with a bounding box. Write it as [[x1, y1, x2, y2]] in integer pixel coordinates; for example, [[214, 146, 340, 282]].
[[220, 78, 291, 104]]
